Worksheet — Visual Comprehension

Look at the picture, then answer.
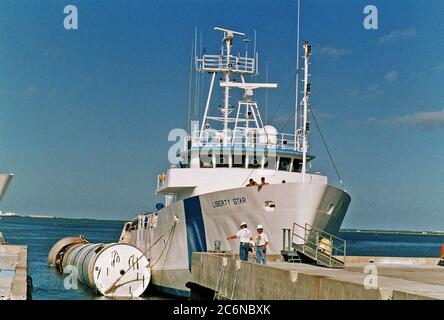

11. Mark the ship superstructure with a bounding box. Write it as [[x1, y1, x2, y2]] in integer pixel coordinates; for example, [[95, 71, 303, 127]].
[[119, 27, 351, 297]]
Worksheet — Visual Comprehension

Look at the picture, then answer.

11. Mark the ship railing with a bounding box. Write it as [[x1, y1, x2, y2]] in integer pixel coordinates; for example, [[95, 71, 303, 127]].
[[292, 222, 347, 268], [134, 214, 151, 254], [156, 172, 167, 191], [196, 54, 256, 74], [191, 129, 302, 151]]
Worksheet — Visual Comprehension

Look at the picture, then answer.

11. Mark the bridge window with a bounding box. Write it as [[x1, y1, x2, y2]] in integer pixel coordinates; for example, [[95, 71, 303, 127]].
[[200, 160, 213, 168], [263, 157, 277, 170], [292, 159, 302, 172], [232, 154, 245, 168], [178, 161, 189, 168], [262, 151, 277, 170], [215, 154, 229, 168], [248, 155, 261, 169], [200, 151, 213, 168], [279, 157, 291, 171]]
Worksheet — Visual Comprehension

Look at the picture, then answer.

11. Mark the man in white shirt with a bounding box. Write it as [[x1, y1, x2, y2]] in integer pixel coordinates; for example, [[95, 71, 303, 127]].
[[227, 222, 253, 261], [254, 224, 269, 264]]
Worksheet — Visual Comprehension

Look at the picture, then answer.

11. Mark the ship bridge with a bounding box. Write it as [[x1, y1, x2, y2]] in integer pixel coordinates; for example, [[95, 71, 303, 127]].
[[156, 28, 323, 200], [177, 125, 315, 171]]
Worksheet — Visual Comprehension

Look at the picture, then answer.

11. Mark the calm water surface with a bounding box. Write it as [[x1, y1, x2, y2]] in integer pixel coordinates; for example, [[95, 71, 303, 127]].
[[1, 216, 443, 299]]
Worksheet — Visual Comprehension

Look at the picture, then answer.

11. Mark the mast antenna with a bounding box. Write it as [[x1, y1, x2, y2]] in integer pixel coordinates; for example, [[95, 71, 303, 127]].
[[196, 27, 258, 143], [265, 62, 269, 123], [243, 38, 251, 58], [301, 40, 312, 182], [294, 0, 301, 150], [214, 27, 245, 145], [193, 27, 198, 121], [253, 30, 257, 56], [187, 39, 194, 133]]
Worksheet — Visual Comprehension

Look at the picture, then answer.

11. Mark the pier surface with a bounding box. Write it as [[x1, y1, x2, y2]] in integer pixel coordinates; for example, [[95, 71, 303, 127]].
[[0, 245, 28, 300], [190, 252, 444, 300]]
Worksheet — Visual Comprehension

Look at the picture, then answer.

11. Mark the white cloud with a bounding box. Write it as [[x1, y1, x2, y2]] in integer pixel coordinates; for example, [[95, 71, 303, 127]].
[[43, 47, 62, 57], [270, 113, 293, 128], [23, 86, 37, 97], [366, 84, 384, 98], [385, 70, 398, 82], [270, 109, 333, 129], [371, 108, 444, 129], [311, 109, 334, 120], [434, 62, 444, 72], [317, 46, 352, 59], [346, 84, 383, 100], [376, 28, 416, 45]]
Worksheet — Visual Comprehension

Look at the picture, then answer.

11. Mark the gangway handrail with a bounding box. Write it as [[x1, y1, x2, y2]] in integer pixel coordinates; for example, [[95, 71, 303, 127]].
[[291, 222, 347, 267]]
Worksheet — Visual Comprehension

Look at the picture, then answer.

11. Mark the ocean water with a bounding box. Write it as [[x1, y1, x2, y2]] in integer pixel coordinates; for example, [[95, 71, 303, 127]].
[[1, 216, 444, 300], [0, 216, 169, 300], [339, 230, 444, 258]]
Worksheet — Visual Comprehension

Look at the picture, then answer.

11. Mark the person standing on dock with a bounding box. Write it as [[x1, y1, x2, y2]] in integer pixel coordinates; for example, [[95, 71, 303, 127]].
[[254, 224, 269, 264], [227, 222, 253, 261]]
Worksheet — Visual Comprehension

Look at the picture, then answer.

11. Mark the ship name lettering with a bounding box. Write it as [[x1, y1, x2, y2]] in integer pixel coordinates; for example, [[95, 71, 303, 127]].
[[232, 197, 247, 205], [212, 199, 231, 208], [211, 197, 247, 208]]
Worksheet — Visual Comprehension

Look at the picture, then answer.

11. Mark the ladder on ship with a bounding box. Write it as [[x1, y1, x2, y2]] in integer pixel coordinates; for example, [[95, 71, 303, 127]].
[[282, 223, 347, 268]]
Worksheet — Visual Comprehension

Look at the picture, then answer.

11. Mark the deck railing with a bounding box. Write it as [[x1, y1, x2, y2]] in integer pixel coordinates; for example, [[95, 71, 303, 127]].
[[191, 129, 302, 151], [156, 172, 167, 191], [197, 54, 256, 74]]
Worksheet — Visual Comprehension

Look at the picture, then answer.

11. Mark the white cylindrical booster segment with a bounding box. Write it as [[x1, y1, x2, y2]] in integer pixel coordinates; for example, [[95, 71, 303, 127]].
[[91, 243, 150, 297], [51, 239, 150, 298]]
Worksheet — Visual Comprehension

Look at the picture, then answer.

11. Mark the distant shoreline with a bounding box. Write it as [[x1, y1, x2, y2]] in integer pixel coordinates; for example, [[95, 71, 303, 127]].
[[340, 229, 444, 236], [1, 214, 444, 235], [0, 214, 127, 223]]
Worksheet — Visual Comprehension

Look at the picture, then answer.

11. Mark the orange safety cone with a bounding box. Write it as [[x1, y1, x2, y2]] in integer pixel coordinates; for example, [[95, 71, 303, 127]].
[[438, 245, 444, 267]]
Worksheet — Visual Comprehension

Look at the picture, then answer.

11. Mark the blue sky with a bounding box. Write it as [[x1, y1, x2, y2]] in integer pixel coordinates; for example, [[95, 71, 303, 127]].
[[0, 0, 443, 230]]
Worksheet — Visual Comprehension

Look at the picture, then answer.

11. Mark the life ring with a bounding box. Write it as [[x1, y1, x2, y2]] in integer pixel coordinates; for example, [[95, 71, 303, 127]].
[[159, 173, 166, 182]]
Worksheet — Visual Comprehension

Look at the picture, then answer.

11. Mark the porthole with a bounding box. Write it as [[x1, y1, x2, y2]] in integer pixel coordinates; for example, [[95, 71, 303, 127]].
[[264, 201, 276, 212]]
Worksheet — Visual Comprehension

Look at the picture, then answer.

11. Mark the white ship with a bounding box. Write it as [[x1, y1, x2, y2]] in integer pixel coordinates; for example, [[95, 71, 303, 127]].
[[119, 27, 351, 297]]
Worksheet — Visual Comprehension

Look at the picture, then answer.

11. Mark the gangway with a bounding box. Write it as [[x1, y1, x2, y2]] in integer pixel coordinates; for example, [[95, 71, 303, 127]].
[[290, 223, 346, 268]]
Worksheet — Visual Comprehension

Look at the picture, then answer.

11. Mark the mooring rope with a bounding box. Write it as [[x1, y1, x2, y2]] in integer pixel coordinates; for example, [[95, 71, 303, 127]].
[[308, 105, 344, 188]]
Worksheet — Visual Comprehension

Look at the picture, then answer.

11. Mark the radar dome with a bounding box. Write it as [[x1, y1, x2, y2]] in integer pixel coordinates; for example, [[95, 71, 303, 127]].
[[259, 125, 278, 146]]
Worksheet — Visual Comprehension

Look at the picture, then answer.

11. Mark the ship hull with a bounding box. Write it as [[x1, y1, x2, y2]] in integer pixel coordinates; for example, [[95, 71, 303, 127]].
[[130, 181, 350, 297]]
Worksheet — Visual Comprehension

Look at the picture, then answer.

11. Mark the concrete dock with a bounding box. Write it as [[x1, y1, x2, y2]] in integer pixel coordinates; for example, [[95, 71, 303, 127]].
[[190, 252, 444, 300], [0, 245, 28, 300]]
